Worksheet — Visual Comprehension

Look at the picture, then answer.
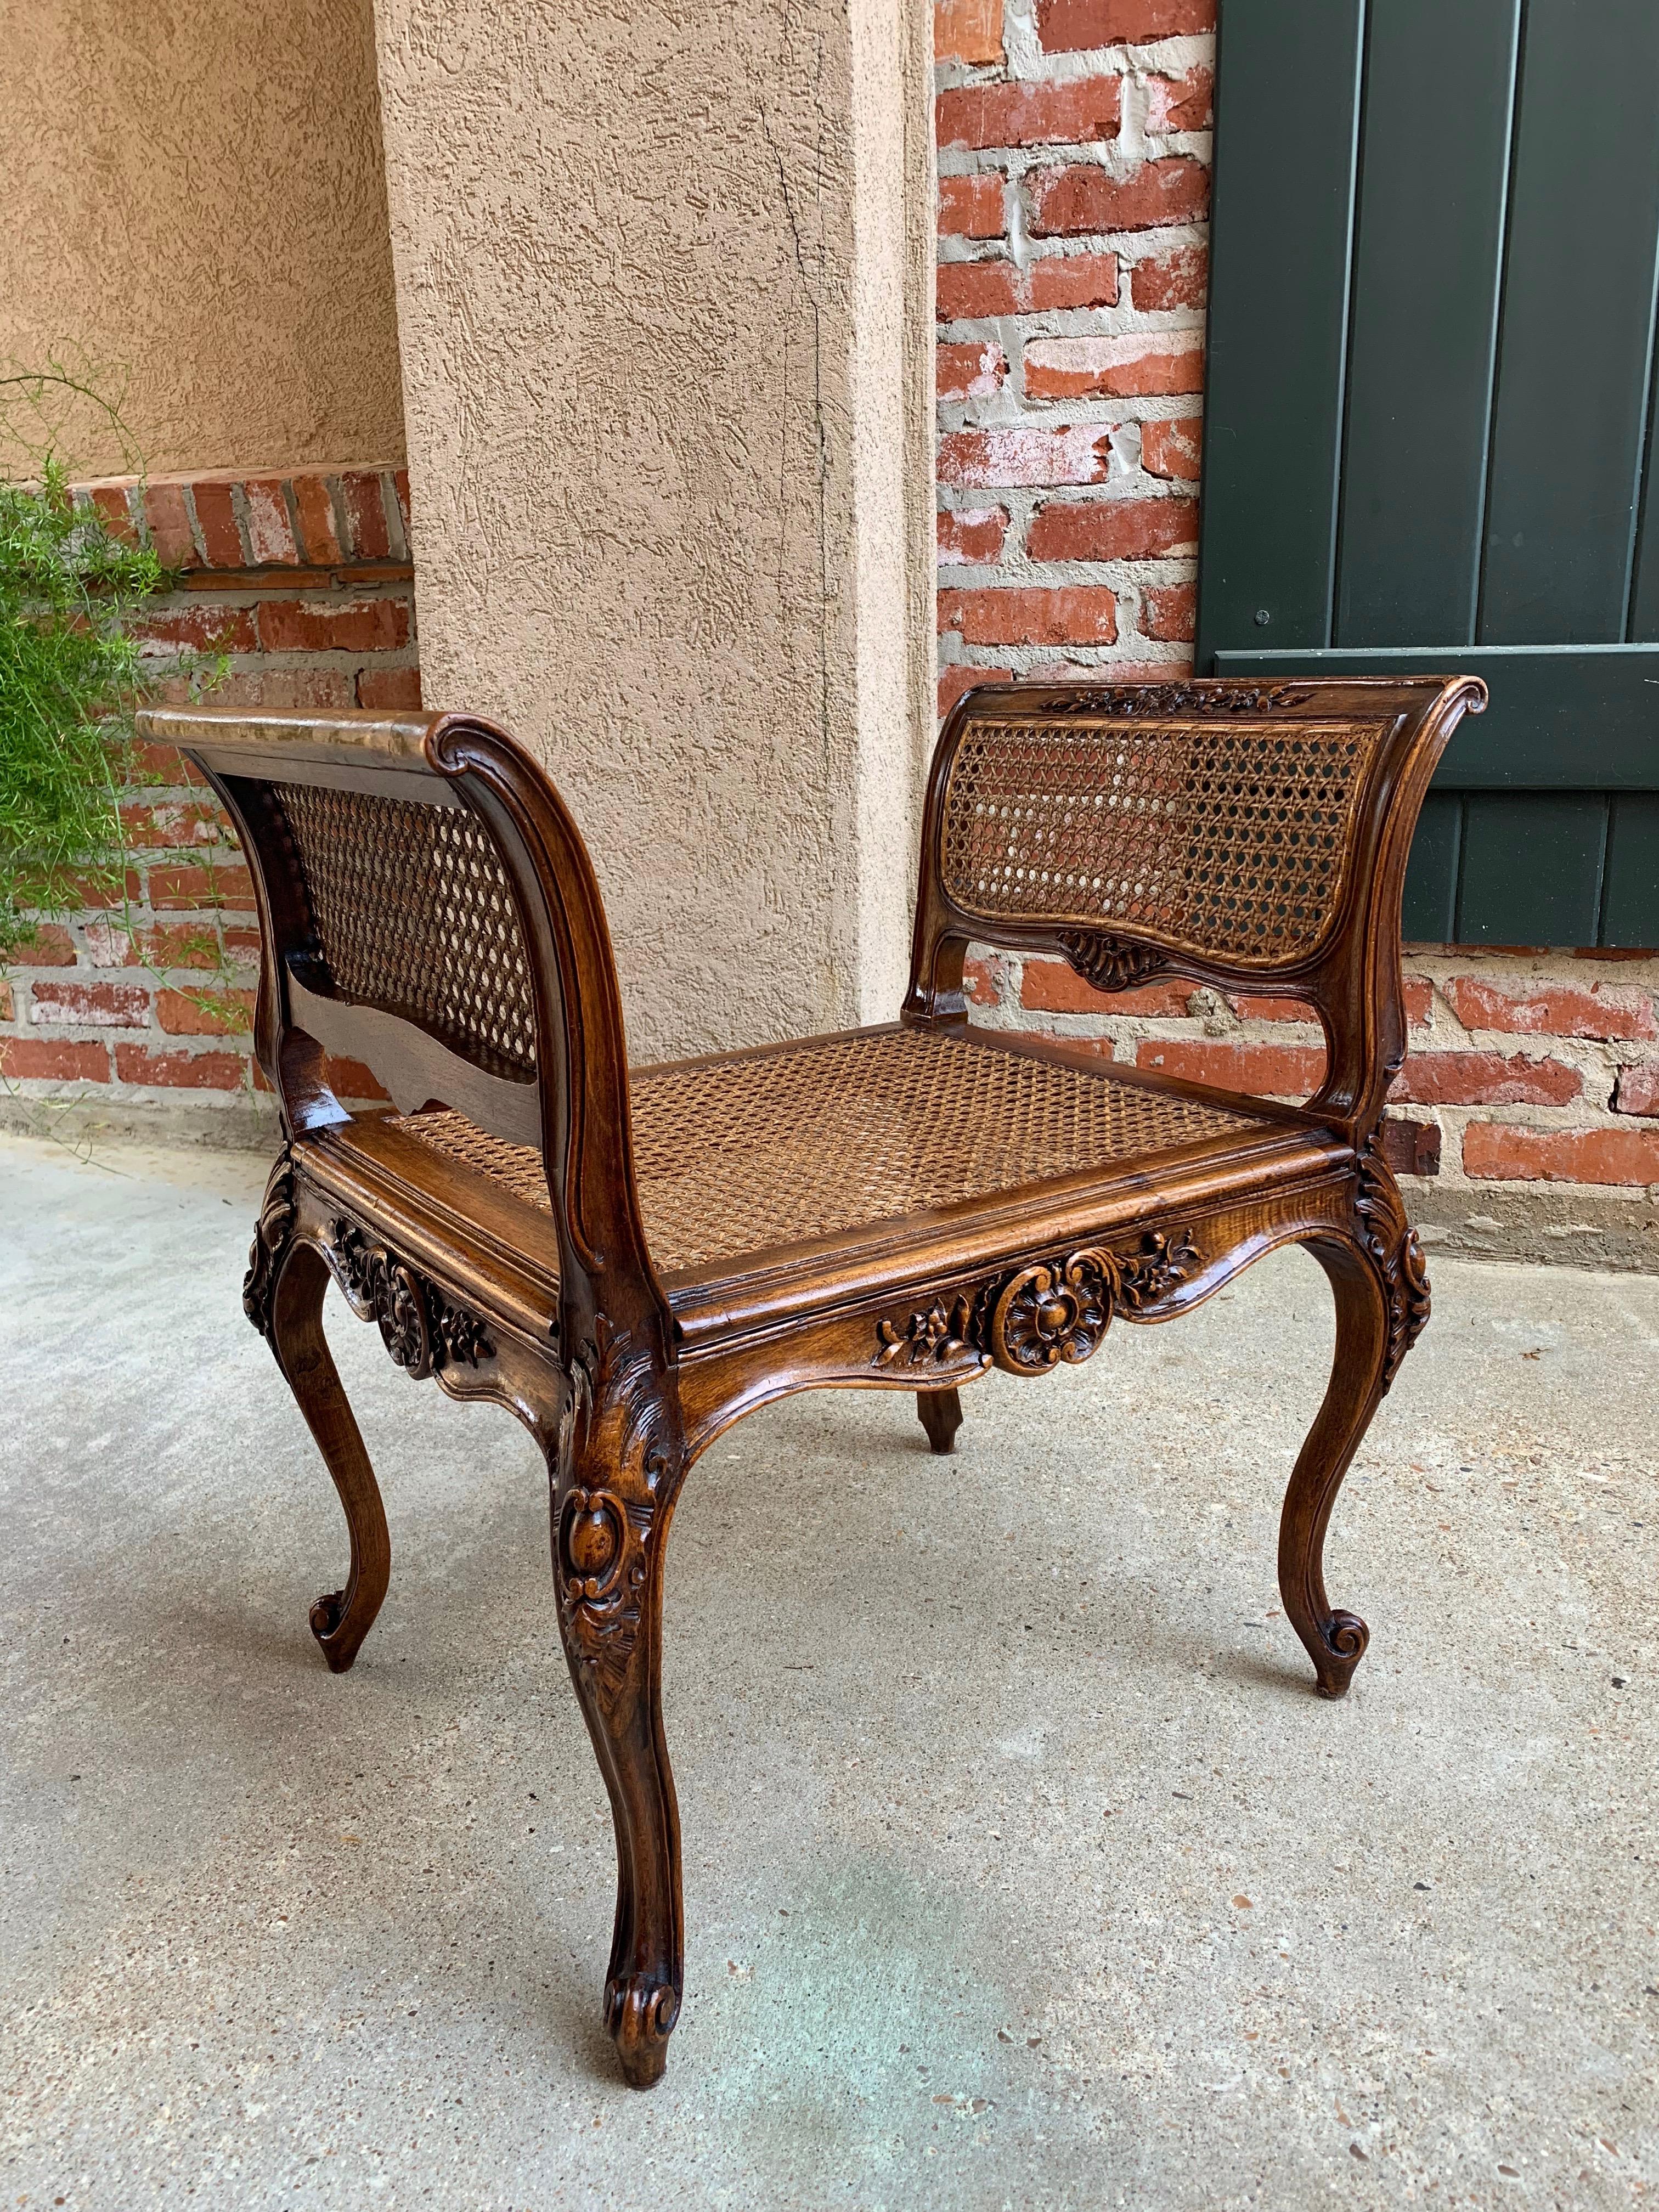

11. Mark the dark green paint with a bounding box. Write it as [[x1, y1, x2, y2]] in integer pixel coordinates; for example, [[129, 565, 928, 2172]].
[[1194, 0, 1364, 665], [1478, 0, 1659, 644], [1455, 796, 1607, 948], [1201, 0, 1659, 943], [1335, 0, 1519, 647], [1628, 334, 1659, 644], [1401, 793, 1461, 946], [1602, 797, 1659, 945]]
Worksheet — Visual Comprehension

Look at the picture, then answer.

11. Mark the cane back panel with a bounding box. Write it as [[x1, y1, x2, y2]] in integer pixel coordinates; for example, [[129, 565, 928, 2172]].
[[387, 1028, 1273, 1272], [269, 781, 539, 1075], [938, 713, 1391, 966]]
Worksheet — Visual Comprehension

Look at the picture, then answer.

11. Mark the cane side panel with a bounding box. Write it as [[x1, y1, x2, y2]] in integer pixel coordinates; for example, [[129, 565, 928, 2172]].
[[939, 716, 1389, 964], [270, 781, 538, 1074]]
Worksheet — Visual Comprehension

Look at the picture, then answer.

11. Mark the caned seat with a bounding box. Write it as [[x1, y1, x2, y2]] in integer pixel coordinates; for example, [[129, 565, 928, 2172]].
[[137, 674, 1485, 2090], [383, 1025, 1306, 1279]]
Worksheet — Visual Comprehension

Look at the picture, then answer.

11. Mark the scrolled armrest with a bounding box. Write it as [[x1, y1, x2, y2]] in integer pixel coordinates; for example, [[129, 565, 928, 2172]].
[[903, 676, 1486, 1146]]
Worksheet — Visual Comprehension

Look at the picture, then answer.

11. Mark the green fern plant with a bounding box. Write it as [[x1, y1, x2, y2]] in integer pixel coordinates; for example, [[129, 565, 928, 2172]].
[[0, 458, 166, 956]]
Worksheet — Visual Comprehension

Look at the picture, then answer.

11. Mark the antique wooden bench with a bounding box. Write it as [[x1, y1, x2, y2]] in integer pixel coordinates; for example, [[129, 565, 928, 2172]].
[[139, 675, 1483, 2087]]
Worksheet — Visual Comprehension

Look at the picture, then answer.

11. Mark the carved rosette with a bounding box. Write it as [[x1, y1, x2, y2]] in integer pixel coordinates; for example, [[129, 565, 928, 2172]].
[[243, 1150, 298, 1338], [329, 1218, 495, 1381], [1057, 929, 1173, 994], [1355, 1148, 1431, 1390], [990, 1248, 1118, 1373], [871, 1226, 1202, 1378]]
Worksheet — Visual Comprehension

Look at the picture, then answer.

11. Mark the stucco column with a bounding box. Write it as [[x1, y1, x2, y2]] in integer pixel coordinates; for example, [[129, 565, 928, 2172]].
[[373, 0, 934, 1062]]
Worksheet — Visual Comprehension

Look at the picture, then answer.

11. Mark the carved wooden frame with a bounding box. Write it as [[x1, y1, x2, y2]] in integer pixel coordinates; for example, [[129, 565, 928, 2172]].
[[140, 672, 1485, 2090]]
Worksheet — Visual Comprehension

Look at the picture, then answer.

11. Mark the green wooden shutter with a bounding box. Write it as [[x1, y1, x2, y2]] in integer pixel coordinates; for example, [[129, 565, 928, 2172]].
[[1195, 0, 1659, 946]]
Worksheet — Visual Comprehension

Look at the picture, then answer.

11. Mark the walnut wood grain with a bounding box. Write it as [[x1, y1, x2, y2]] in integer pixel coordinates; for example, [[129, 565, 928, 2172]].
[[263, 1217, 391, 1673], [286, 967, 541, 1146], [917, 1387, 963, 1455], [136, 676, 1486, 2089]]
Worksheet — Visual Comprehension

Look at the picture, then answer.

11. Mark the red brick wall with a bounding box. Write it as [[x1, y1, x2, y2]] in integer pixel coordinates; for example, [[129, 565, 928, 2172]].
[[934, 0, 1659, 1240], [935, 0, 1210, 712], [0, 467, 414, 1131]]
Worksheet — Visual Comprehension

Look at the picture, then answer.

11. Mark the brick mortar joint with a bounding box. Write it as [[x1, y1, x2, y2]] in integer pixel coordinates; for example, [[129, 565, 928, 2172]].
[[940, 221, 1209, 254], [937, 137, 1211, 179], [935, 37, 1216, 95], [179, 645, 419, 661], [143, 580, 416, 610]]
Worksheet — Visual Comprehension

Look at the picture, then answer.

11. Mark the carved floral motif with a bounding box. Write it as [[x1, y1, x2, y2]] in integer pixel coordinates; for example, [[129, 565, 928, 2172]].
[[557, 1482, 653, 1693], [545, 1313, 681, 1696], [990, 1248, 1118, 1373], [436, 1300, 494, 1370], [1057, 928, 1174, 994], [870, 1226, 1203, 1376], [875, 1293, 977, 1369], [1116, 1227, 1201, 1313], [330, 1217, 495, 1381], [243, 1150, 297, 1338], [1040, 682, 1302, 718], [1355, 1147, 1431, 1390]]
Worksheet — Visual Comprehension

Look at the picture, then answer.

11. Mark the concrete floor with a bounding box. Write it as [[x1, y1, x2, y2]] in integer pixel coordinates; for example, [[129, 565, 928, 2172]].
[[1, 1133, 1655, 2211]]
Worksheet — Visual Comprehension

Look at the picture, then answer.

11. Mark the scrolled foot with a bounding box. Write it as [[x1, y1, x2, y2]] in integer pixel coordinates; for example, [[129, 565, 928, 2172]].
[[605, 1972, 680, 2087], [1307, 1609, 1369, 1700], [916, 1387, 963, 1456], [309, 1587, 370, 1674]]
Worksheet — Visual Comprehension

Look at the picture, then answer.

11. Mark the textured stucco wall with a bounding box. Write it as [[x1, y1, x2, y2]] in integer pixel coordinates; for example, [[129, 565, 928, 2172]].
[[375, 0, 934, 1062], [0, 0, 405, 477]]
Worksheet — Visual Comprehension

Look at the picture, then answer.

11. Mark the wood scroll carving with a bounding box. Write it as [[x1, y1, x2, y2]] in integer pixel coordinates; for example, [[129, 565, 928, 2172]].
[[872, 1227, 1201, 1379], [546, 1314, 678, 1697], [991, 1248, 1116, 1372], [1116, 1227, 1201, 1313], [243, 1149, 297, 1338], [1040, 682, 1302, 718], [874, 1294, 977, 1369], [330, 1217, 495, 1379], [1057, 929, 1176, 994], [1355, 1149, 1431, 1391], [556, 1483, 654, 1694]]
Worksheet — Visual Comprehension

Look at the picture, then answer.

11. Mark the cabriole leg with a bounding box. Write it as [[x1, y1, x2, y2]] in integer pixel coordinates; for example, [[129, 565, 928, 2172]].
[[1278, 1234, 1397, 1699], [916, 1386, 963, 1455], [267, 1240, 392, 1673], [549, 1413, 683, 2087]]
